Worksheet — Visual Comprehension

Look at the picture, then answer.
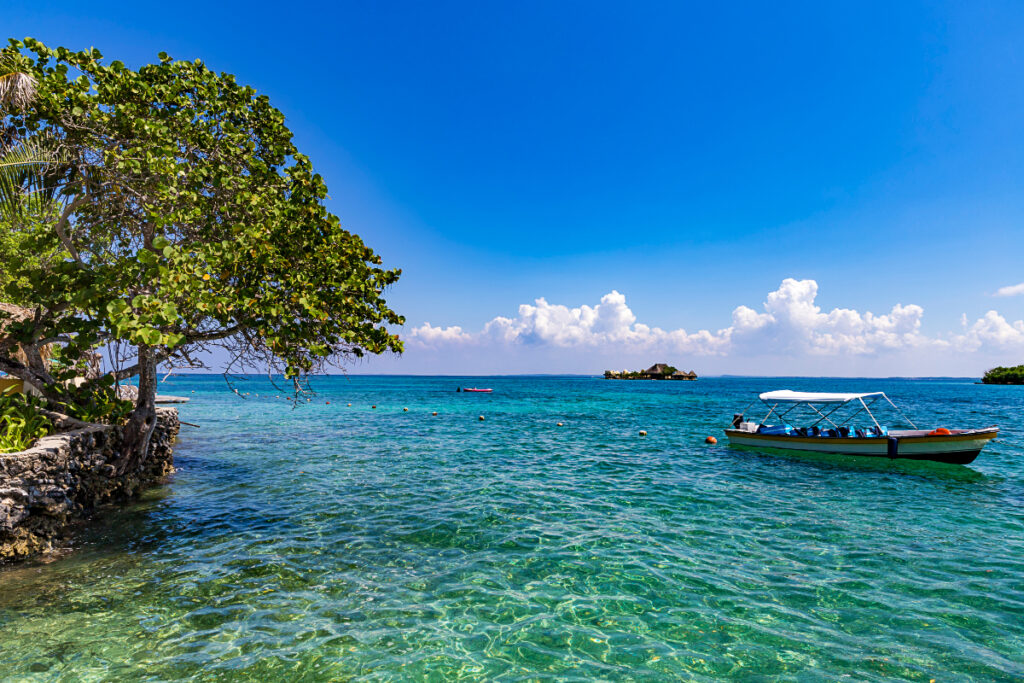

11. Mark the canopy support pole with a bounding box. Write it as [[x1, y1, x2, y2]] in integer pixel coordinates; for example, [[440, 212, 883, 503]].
[[807, 402, 846, 430], [750, 391, 914, 432], [884, 395, 917, 429], [859, 397, 882, 431], [760, 402, 781, 425]]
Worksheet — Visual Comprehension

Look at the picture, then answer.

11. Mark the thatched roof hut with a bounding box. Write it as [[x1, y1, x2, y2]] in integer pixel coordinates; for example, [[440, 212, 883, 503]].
[[1, 303, 33, 362], [645, 363, 672, 376], [0, 303, 50, 371], [0, 302, 32, 329], [672, 369, 698, 380]]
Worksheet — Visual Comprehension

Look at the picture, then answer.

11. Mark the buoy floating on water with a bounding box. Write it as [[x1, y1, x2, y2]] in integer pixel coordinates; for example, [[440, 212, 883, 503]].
[[432, 412, 438, 416], [705, 436, 717, 444], [479, 415, 485, 421], [557, 422, 564, 427], [639, 430, 647, 437], [403, 407, 409, 412], [371, 405, 377, 409], [347, 403, 352, 407]]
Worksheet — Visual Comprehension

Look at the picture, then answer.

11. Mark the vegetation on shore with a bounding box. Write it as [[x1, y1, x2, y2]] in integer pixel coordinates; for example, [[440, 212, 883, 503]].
[[981, 365, 1024, 384], [0, 389, 51, 452], [604, 363, 697, 380], [605, 366, 677, 379], [0, 38, 404, 464]]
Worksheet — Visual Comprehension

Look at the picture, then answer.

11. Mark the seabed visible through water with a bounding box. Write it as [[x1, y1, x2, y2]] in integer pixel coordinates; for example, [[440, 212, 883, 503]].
[[1, 375, 1022, 681]]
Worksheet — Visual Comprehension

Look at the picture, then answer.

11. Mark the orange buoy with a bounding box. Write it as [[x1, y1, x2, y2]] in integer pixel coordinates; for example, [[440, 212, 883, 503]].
[[927, 427, 952, 436], [371, 405, 376, 409], [557, 422, 564, 427], [639, 430, 647, 437], [347, 403, 352, 407], [326, 401, 330, 405], [479, 415, 485, 421], [432, 412, 438, 416], [705, 436, 717, 444], [403, 407, 409, 412]]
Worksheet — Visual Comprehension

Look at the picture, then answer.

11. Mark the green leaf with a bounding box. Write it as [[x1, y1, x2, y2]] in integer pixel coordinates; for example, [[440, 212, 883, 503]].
[[107, 300, 129, 315]]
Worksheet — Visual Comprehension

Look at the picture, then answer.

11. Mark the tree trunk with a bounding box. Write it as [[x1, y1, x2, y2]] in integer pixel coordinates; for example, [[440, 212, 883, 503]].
[[0, 351, 57, 398], [115, 345, 158, 475]]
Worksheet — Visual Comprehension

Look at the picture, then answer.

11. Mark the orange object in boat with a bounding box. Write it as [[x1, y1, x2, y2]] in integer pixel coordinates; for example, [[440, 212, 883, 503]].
[[927, 427, 952, 436]]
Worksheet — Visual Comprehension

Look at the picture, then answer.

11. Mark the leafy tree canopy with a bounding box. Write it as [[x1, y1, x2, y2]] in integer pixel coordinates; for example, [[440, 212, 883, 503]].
[[0, 38, 404, 463], [981, 365, 1024, 385]]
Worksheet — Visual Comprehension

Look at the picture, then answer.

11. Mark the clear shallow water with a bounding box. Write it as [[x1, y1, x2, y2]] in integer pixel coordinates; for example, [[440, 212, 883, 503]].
[[1, 375, 1023, 681]]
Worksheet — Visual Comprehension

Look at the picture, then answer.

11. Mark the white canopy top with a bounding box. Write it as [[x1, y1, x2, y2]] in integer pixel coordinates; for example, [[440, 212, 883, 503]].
[[758, 390, 887, 404]]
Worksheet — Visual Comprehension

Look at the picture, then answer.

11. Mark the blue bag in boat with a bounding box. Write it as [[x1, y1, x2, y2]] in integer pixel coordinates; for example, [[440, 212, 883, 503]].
[[757, 424, 793, 436]]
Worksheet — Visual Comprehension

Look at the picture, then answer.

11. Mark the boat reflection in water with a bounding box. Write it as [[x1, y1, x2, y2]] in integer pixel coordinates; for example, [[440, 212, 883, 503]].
[[725, 390, 998, 465]]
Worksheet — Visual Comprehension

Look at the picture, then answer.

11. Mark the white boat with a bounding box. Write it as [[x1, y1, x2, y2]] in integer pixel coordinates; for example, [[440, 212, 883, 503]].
[[724, 390, 998, 465]]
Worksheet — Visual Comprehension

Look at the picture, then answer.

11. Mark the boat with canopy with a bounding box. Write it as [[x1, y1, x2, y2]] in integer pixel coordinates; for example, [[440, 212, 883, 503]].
[[724, 390, 998, 464]]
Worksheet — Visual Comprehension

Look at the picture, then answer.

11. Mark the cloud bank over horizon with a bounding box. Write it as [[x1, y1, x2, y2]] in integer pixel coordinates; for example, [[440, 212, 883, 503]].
[[400, 279, 1024, 375]]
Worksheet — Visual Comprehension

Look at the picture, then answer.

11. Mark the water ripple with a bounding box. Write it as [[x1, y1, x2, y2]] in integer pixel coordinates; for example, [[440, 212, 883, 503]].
[[1, 376, 1023, 680]]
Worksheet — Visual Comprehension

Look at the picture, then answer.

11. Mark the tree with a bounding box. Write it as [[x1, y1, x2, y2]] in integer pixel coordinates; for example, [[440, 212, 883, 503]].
[[0, 38, 404, 470], [981, 365, 1024, 385]]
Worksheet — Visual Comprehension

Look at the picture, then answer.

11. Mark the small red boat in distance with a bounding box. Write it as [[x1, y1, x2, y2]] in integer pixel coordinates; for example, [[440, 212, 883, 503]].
[[460, 387, 493, 393]]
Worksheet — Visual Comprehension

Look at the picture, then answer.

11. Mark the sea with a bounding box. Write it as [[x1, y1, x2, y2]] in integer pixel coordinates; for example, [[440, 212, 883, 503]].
[[0, 375, 1022, 681]]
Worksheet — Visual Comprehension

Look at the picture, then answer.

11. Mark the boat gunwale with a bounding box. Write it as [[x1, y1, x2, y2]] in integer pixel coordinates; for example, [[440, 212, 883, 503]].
[[723, 427, 998, 445]]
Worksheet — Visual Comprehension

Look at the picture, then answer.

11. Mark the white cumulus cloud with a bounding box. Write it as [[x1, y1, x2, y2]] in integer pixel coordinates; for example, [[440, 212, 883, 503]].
[[994, 282, 1024, 297], [728, 279, 932, 355], [953, 311, 1024, 351], [410, 322, 473, 344], [408, 279, 1024, 358], [411, 290, 731, 353]]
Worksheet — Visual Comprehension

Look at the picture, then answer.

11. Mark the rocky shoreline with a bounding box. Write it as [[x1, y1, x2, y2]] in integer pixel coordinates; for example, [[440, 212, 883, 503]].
[[0, 407, 179, 563]]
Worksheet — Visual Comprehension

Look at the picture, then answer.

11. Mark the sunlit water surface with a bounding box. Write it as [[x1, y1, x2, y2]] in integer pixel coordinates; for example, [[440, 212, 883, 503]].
[[1, 376, 1023, 681]]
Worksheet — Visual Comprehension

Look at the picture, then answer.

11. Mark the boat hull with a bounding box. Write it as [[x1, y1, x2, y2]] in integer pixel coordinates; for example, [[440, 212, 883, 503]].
[[724, 428, 998, 465]]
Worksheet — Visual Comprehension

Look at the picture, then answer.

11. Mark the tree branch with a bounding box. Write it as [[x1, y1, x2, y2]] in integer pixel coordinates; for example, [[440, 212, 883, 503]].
[[53, 194, 88, 263]]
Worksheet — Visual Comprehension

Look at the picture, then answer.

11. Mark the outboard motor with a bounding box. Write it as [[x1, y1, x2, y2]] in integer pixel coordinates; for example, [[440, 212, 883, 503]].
[[732, 413, 744, 428]]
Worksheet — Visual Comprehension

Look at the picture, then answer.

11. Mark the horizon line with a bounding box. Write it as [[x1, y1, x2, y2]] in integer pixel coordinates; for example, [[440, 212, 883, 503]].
[[155, 372, 985, 380]]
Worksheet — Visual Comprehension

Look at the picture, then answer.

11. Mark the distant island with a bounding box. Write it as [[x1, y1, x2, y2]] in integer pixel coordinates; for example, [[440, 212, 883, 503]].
[[604, 363, 698, 381], [981, 365, 1024, 384]]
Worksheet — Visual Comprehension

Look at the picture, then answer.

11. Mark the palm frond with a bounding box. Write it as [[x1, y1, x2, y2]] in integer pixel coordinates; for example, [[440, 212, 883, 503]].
[[0, 135, 67, 219]]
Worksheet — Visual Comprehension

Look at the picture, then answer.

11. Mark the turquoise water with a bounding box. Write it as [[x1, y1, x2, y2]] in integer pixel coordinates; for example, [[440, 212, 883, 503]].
[[1, 375, 1023, 681]]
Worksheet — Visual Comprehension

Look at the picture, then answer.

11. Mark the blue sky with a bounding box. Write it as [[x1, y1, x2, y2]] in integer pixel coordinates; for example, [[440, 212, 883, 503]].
[[8, 1, 1024, 374]]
